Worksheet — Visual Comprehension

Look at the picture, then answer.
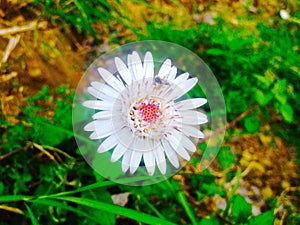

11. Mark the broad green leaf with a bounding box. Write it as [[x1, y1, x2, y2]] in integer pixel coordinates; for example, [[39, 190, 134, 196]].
[[244, 116, 261, 133], [217, 146, 235, 170], [255, 89, 273, 106], [51, 196, 177, 225], [25, 203, 40, 225], [279, 104, 293, 123], [231, 194, 252, 222], [249, 210, 274, 225]]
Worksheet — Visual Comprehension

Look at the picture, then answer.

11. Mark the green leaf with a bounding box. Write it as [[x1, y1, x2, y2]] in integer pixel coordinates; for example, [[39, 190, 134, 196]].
[[249, 210, 274, 225], [255, 89, 273, 106], [206, 48, 224, 56], [177, 191, 197, 225], [279, 104, 293, 123], [201, 183, 226, 197], [231, 194, 252, 223], [272, 79, 287, 104], [0, 195, 32, 202], [217, 146, 235, 170], [254, 74, 273, 88], [36, 120, 68, 146], [25, 203, 40, 225], [244, 116, 261, 133], [0, 181, 4, 195], [51, 196, 177, 225], [198, 214, 220, 225]]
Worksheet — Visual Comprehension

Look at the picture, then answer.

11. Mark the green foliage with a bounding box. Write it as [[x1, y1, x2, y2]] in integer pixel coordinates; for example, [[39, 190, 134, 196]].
[[25, 203, 40, 225], [32, 0, 132, 39], [1, 1, 299, 224], [217, 146, 235, 170], [231, 194, 252, 223], [249, 210, 274, 225]]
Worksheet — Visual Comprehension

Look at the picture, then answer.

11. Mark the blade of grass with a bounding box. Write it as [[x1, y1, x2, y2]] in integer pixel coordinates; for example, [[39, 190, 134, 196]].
[[29, 198, 99, 223], [73, 0, 97, 39], [0, 205, 24, 215], [165, 180, 198, 225], [139, 195, 165, 219], [50, 196, 177, 225], [44, 175, 164, 198], [24, 203, 40, 225], [0, 195, 33, 203], [177, 191, 198, 225]]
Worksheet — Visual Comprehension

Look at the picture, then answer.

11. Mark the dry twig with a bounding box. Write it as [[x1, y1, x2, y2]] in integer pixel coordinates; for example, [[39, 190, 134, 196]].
[[0, 21, 47, 36], [1, 35, 20, 64]]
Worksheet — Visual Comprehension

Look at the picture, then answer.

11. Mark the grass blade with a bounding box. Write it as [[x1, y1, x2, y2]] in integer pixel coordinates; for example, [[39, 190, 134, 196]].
[[0, 195, 33, 203], [29, 198, 99, 223], [50, 196, 177, 225], [25, 203, 40, 225]]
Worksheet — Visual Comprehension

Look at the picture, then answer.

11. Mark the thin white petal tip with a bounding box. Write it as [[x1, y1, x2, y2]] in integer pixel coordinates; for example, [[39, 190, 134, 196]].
[[146, 167, 155, 176]]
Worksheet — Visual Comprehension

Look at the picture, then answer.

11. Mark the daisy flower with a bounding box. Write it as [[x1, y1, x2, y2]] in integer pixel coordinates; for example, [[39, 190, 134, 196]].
[[82, 51, 208, 176]]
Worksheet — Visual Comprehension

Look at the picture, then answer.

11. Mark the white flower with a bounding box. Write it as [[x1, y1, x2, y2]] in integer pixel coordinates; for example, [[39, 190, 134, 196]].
[[280, 9, 290, 20], [83, 51, 208, 176]]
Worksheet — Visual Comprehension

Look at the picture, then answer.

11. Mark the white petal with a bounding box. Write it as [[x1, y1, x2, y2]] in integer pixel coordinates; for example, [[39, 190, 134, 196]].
[[181, 125, 205, 138], [89, 123, 116, 140], [168, 66, 177, 81], [175, 98, 207, 110], [131, 137, 153, 152], [170, 129, 196, 152], [143, 51, 154, 79], [130, 51, 143, 80], [154, 144, 166, 174], [166, 132, 190, 161], [173, 72, 189, 85], [92, 111, 113, 120], [84, 120, 109, 131], [87, 86, 115, 101], [115, 57, 132, 85], [167, 77, 198, 101], [117, 127, 135, 148], [82, 100, 115, 110], [180, 110, 208, 125], [91, 81, 120, 98], [111, 144, 127, 162], [122, 150, 131, 173], [97, 135, 118, 153], [97, 67, 124, 92], [181, 135, 196, 153], [162, 140, 179, 168], [84, 120, 121, 140], [158, 59, 172, 79], [143, 151, 155, 176], [130, 151, 143, 174]]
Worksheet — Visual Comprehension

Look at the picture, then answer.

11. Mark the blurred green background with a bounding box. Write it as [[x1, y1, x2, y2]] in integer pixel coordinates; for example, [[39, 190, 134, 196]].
[[0, 0, 299, 224]]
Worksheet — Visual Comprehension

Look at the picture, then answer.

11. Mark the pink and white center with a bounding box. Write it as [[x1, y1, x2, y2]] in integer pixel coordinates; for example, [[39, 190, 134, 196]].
[[128, 97, 165, 137]]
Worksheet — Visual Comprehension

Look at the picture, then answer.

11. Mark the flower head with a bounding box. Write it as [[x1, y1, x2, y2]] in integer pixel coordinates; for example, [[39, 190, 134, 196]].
[[280, 9, 290, 20], [83, 51, 208, 176]]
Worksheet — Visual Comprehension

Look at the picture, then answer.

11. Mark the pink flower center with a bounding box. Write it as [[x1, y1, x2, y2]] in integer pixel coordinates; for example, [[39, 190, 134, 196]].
[[139, 101, 161, 123]]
